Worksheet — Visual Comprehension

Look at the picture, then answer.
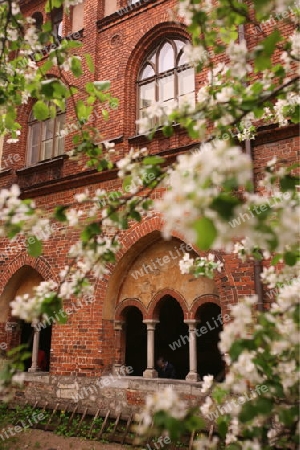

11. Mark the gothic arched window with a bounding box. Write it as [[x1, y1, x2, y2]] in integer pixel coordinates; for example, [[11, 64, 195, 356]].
[[137, 38, 195, 131], [27, 106, 65, 166]]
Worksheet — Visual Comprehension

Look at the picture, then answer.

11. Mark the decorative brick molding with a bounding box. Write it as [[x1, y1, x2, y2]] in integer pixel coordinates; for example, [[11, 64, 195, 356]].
[[147, 287, 189, 320], [115, 298, 147, 321]]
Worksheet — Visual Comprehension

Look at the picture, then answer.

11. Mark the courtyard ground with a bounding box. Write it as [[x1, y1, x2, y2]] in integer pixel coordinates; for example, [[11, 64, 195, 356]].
[[0, 428, 141, 450]]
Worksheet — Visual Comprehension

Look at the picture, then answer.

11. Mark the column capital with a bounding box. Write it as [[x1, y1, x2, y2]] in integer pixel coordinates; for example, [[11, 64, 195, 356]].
[[184, 319, 199, 325], [143, 319, 159, 325], [143, 319, 159, 329], [114, 320, 125, 331]]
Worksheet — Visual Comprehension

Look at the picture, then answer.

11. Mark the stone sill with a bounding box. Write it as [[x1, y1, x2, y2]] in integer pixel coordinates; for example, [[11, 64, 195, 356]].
[[24, 372, 50, 383], [0, 168, 12, 178], [23, 372, 201, 388], [16, 154, 68, 175]]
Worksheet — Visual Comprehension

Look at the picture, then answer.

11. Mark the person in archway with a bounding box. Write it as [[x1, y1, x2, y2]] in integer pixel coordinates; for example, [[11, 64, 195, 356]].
[[37, 347, 47, 371], [156, 356, 176, 379]]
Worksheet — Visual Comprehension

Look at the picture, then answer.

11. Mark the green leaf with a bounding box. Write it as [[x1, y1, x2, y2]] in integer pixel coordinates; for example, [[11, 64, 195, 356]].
[[280, 175, 299, 191], [254, 29, 282, 71], [33, 101, 49, 120], [70, 57, 83, 77], [217, 416, 229, 439], [193, 217, 217, 250], [271, 254, 282, 265], [85, 53, 95, 73], [219, 26, 238, 44], [81, 223, 101, 242], [142, 156, 165, 165], [94, 81, 111, 91], [102, 109, 109, 120], [211, 195, 240, 220], [27, 237, 42, 257], [54, 206, 68, 222], [122, 175, 132, 191], [284, 251, 297, 266]]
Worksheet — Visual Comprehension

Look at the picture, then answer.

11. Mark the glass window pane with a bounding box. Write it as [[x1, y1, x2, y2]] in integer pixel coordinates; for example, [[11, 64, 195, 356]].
[[44, 118, 55, 141], [56, 114, 65, 155], [149, 52, 155, 64], [41, 119, 54, 160], [56, 136, 65, 155], [175, 40, 185, 52], [139, 82, 155, 109], [30, 122, 40, 164], [41, 141, 53, 160], [158, 42, 174, 73], [178, 51, 189, 66], [159, 74, 174, 102], [178, 68, 195, 96], [140, 64, 155, 80]]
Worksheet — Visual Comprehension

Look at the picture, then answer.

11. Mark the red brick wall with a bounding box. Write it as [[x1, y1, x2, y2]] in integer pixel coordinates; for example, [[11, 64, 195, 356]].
[[0, 0, 298, 376]]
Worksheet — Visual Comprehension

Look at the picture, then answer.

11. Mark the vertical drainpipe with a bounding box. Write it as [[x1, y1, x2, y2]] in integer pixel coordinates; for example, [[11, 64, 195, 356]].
[[238, 7, 264, 312]]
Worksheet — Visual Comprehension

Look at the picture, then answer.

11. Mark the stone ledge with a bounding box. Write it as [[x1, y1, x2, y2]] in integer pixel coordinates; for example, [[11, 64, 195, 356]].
[[23, 373, 50, 383]]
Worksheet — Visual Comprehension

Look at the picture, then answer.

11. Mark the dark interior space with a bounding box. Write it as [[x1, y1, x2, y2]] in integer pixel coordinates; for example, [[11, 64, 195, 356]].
[[20, 322, 52, 372], [125, 307, 147, 376], [20, 321, 33, 371], [40, 325, 52, 371], [196, 303, 225, 380], [155, 295, 189, 380]]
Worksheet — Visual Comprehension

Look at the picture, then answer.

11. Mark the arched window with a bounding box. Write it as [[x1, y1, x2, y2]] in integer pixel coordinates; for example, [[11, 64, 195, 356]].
[[32, 12, 43, 30], [51, 7, 63, 39], [27, 106, 65, 166], [137, 38, 195, 131]]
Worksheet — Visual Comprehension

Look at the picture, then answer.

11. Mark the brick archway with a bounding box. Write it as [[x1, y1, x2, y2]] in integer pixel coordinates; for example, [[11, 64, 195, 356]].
[[147, 288, 189, 321], [0, 252, 57, 295], [115, 298, 147, 321], [188, 294, 221, 321], [99, 214, 238, 321]]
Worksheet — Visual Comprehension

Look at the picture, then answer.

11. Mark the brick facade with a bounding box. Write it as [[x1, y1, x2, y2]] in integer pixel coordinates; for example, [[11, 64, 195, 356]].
[[0, 0, 298, 406]]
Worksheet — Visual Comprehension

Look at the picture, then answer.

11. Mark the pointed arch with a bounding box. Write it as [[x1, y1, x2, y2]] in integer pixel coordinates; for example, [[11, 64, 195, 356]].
[[122, 21, 190, 136], [147, 288, 189, 321]]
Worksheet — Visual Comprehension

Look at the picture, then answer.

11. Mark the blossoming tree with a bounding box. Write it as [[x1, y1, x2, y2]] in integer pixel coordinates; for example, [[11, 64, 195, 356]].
[[0, 0, 299, 447]]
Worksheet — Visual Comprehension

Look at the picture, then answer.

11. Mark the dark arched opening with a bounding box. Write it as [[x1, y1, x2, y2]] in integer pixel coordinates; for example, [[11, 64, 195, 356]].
[[196, 303, 225, 381], [125, 307, 147, 376], [20, 323, 52, 372], [20, 322, 33, 371], [155, 295, 189, 380], [32, 12, 43, 30], [39, 325, 52, 371]]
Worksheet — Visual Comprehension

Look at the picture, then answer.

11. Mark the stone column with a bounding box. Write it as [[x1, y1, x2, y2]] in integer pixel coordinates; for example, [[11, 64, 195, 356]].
[[143, 320, 159, 378], [113, 320, 126, 375], [185, 320, 200, 382], [28, 325, 41, 372]]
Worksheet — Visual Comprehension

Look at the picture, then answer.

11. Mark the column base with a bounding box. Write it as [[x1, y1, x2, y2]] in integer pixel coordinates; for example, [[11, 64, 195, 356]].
[[185, 371, 200, 382], [28, 367, 41, 373], [112, 364, 128, 376], [143, 368, 158, 378]]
